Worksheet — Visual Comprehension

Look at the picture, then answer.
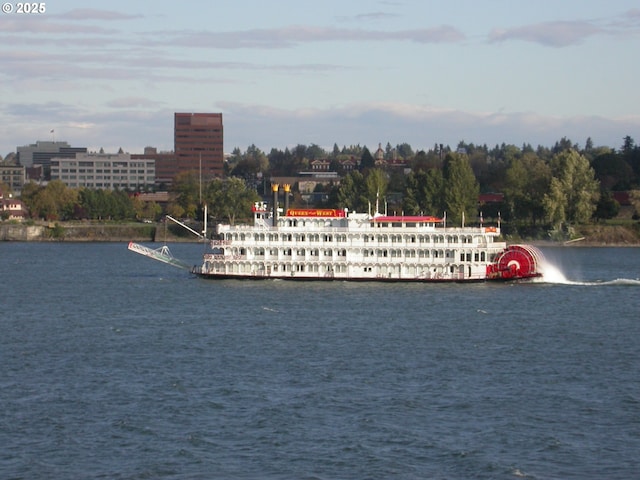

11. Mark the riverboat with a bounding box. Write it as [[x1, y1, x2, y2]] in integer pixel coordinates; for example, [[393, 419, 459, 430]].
[[189, 185, 544, 282]]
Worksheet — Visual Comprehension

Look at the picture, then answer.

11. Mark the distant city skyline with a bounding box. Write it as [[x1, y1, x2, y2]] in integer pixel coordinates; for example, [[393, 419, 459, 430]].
[[1, 0, 639, 157]]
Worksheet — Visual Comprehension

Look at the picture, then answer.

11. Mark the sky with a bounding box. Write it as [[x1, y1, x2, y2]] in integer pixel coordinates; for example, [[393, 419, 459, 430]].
[[1, 0, 639, 158]]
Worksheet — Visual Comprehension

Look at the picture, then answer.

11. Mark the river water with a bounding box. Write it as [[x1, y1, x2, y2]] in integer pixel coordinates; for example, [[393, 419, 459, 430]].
[[1, 243, 639, 479]]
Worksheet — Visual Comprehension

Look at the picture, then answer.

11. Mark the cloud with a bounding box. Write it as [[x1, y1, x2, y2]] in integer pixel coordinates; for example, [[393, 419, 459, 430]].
[[488, 21, 602, 47], [3, 101, 85, 119], [62, 8, 144, 21], [0, 17, 116, 34], [166, 25, 465, 49], [336, 11, 401, 22], [487, 10, 640, 47], [106, 97, 165, 109]]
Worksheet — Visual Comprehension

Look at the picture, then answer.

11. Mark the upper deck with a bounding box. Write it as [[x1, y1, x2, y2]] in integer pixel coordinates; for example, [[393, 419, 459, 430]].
[[218, 206, 501, 241]]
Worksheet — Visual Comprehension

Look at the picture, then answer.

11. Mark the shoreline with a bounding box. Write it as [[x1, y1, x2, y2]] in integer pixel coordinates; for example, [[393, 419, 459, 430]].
[[1, 222, 639, 246]]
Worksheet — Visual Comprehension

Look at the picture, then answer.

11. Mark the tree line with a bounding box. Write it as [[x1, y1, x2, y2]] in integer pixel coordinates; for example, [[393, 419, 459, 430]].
[[8, 136, 640, 237]]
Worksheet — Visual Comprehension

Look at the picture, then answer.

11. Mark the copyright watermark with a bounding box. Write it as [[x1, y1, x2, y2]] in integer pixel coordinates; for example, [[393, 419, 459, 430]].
[[2, 2, 47, 14]]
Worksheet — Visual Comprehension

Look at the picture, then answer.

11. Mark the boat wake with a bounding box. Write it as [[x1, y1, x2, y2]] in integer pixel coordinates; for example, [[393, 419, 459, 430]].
[[537, 259, 640, 286]]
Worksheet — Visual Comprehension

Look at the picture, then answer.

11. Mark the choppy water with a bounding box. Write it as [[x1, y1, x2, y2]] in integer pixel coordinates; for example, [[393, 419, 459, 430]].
[[1, 243, 639, 479]]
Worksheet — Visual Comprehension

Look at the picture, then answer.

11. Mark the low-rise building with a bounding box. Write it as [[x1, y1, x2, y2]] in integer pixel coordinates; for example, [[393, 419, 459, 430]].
[[0, 164, 26, 193], [0, 190, 28, 220], [50, 152, 155, 190]]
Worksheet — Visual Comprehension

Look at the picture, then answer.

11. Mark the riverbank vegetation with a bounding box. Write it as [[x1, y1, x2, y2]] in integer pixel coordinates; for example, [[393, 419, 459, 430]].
[[4, 136, 640, 243]]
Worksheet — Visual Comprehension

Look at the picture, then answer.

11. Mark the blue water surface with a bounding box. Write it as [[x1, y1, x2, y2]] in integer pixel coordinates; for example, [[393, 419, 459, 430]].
[[1, 243, 639, 479]]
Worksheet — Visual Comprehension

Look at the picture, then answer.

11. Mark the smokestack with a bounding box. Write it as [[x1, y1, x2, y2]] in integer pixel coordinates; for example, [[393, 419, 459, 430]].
[[283, 184, 291, 215], [272, 183, 279, 226]]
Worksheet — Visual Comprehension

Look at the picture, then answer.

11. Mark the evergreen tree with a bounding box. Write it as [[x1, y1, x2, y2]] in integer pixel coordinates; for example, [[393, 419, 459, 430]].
[[359, 147, 375, 171], [442, 153, 479, 225], [402, 169, 443, 215]]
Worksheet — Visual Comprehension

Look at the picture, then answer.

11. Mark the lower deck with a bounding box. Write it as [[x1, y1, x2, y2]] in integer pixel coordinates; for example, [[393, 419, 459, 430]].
[[194, 257, 494, 281]]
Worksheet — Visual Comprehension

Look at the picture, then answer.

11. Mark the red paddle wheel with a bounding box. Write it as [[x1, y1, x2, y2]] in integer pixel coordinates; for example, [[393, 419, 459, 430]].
[[487, 245, 544, 280]]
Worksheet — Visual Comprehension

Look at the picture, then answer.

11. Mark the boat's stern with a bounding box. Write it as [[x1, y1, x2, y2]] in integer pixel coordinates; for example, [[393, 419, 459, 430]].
[[486, 244, 545, 281]]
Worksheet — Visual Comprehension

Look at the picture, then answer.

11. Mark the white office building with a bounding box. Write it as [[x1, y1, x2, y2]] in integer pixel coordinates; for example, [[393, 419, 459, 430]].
[[50, 152, 155, 190]]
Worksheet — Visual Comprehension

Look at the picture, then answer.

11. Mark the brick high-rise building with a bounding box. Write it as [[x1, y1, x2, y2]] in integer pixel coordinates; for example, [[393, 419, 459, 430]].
[[174, 113, 224, 179]]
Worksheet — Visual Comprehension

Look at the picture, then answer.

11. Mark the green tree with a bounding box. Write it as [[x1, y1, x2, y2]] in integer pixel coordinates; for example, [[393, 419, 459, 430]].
[[30, 180, 78, 220], [402, 169, 444, 215], [543, 149, 600, 228], [335, 170, 368, 212], [503, 153, 551, 224], [19, 181, 42, 217], [359, 147, 375, 171], [593, 189, 620, 220], [111, 190, 135, 220], [396, 143, 414, 159], [442, 153, 479, 225], [268, 147, 295, 176], [364, 168, 388, 211], [206, 177, 260, 225], [591, 150, 633, 190], [170, 171, 200, 219]]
